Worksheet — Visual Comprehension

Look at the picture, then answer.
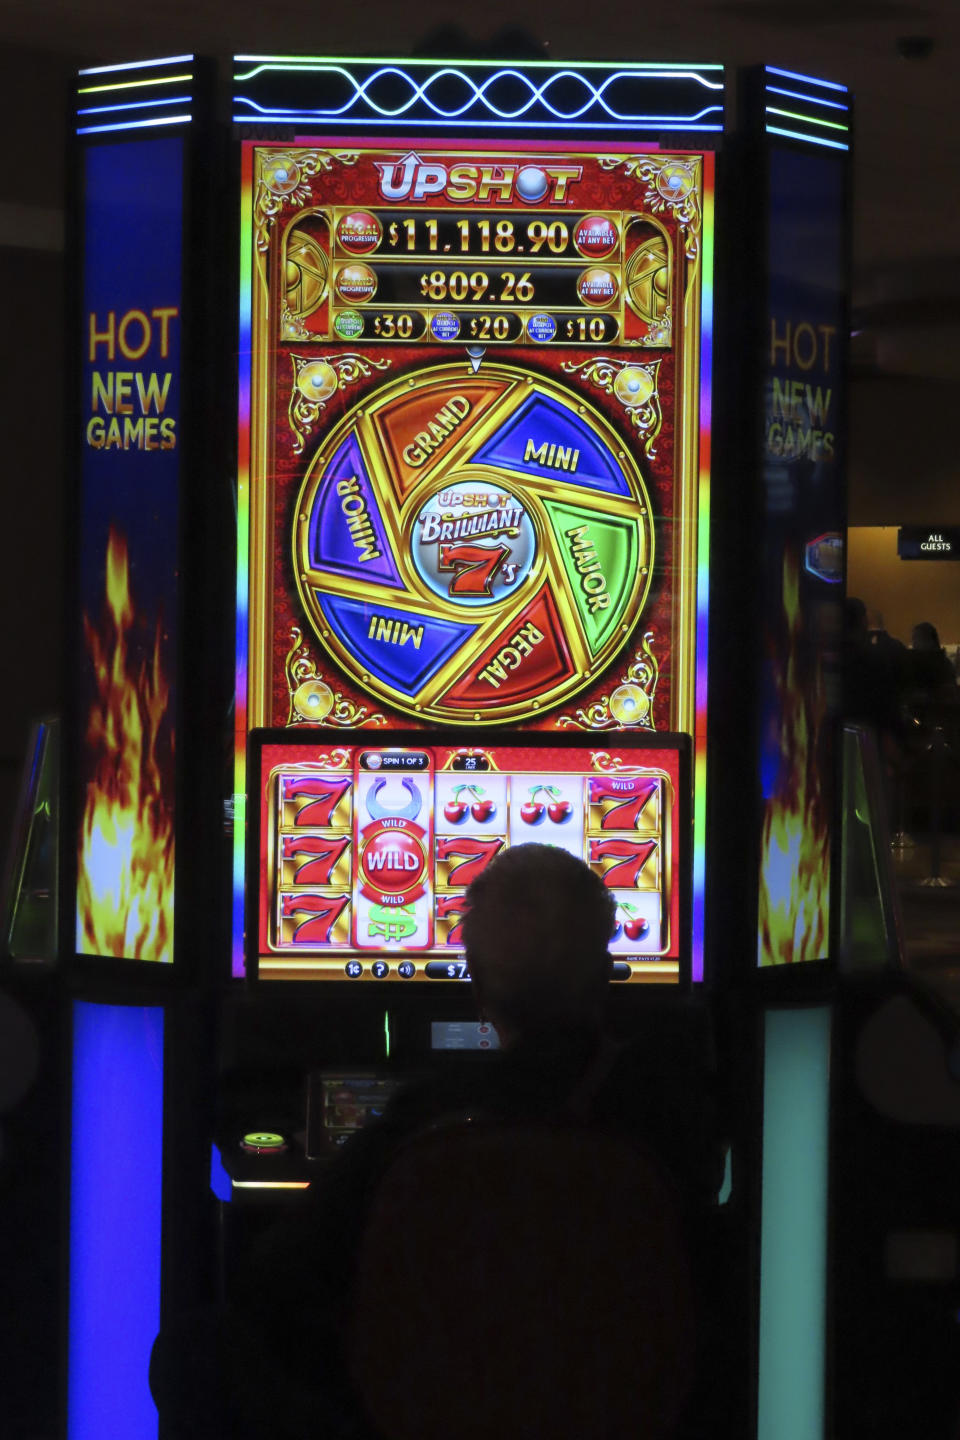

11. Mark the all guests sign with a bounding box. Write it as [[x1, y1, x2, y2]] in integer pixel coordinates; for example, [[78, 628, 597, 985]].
[[898, 527, 960, 560]]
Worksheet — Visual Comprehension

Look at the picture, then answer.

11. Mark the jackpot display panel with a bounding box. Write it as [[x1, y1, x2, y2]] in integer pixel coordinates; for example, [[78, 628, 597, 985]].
[[250, 729, 688, 982], [237, 136, 713, 971]]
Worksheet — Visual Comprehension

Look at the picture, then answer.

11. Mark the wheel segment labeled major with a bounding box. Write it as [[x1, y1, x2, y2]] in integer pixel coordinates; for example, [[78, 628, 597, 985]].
[[294, 362, 653, 724]]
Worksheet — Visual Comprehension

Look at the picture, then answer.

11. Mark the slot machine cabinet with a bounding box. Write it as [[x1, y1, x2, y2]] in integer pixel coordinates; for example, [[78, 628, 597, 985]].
[[65, 53, 852, 1440]]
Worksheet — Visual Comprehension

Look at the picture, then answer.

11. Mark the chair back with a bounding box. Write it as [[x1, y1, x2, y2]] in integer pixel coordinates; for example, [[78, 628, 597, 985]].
[[349, 1122, 697, 1440]]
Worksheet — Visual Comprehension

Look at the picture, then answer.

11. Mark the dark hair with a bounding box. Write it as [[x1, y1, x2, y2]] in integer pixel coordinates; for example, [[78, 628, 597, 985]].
[[912, 621, 941, 651], [461, 845, 616, 1034]]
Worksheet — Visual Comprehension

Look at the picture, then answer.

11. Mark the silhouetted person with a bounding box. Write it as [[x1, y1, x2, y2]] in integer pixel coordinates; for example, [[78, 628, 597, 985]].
[[908, 621, 958, 709], [843, 596, 907, 746], [152, 847, 721, 1439]]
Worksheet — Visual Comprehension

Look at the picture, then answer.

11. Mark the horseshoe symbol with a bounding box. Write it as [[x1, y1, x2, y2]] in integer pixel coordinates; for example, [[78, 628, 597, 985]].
[[365, 777, 422, 823]]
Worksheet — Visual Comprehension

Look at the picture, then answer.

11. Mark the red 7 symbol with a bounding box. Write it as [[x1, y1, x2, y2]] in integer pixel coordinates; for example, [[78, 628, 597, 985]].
[[280, 893, 349, 945], [435, 836, 504, 887], [588, 777, 660, 830], [588, 838, 658, 888], [436, 892, 467, 946], [281, 834, 351, 885], [438, 542, 509, 597], [280, 776, 351, 827]]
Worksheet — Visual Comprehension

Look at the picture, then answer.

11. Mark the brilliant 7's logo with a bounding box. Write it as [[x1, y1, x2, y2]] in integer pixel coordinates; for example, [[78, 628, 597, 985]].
[[280, 893, 349, 946], [280, 775, 352, 828]]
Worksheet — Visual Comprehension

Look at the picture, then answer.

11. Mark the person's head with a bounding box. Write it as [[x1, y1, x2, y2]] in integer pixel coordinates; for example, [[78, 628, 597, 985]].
[[912, 621, 941, 651], [461, 844, 616, 1046], [844, 596, 868, 639]]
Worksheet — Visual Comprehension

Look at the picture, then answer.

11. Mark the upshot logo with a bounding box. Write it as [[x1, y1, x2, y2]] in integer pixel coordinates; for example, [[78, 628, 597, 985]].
[[374, 152, 582, 205]]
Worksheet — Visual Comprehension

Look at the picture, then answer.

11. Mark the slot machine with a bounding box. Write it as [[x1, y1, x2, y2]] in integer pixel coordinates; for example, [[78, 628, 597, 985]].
[[64, 52, 853, 1440]]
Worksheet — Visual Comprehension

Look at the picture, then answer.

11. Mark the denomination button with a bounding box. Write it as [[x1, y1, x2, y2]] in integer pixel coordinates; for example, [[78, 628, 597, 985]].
[[611, 963, 632, 981], [345, 960, 364, 978]]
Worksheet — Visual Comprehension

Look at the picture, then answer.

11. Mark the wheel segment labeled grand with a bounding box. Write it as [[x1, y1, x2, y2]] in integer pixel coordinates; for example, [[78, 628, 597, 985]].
[[295, 362, 653, 724]]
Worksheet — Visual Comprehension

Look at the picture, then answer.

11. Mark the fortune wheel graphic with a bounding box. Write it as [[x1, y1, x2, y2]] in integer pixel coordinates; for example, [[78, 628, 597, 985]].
[[294, 362, 653, 724]]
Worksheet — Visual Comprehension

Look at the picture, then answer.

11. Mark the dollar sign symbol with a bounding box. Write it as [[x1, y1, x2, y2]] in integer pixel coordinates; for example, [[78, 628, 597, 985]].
[[420, 274, 430, 297], [389, 223, 398, 246]]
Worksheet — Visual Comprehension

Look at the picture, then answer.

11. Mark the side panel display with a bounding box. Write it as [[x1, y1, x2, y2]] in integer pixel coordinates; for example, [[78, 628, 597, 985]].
[[757, 146, 845, 966], [255, 740, 684, 983], [76, 139, 182, 962], [238, 139, 709, 739]]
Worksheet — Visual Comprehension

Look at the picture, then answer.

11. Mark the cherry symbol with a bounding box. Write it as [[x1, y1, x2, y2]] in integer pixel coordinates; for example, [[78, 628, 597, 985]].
[[521, 801, 545, 825], [623, 916, 649, 942], [471, 799, 496, 823], [444, 800, 468, 824], [548, 800, 572, 824]]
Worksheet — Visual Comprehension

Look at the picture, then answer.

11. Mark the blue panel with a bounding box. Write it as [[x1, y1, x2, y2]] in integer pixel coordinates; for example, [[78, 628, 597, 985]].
[[308, 435, 402, 588], [320, 593, 474, 694], [69, 1000, 164, 1440], [470, 394, 630, 496], [209, 1143, 232, 1204], [758, 1006, 831, 1440]]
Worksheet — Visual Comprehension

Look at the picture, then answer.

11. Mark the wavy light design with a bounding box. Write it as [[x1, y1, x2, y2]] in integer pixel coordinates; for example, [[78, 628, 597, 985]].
[[231, 62, 724, 128]]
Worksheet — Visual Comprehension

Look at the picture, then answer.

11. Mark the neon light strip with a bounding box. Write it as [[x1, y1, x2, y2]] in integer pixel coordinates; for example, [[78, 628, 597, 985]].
[[77, 116, 192, 136], [69, 1002, 164, 1440], [234, 55, 724, 75], [231, 65, 723, 119], [78, 74, 192, 94], [758, 1007, 830, 1440], [765, 85, 848, 112], [232, 114, 723, 132], [765, 65, 847, 93], [232, 1180, 311, 1191], [233, 147, 254, 978], [692, 159, 715, 984], [232, 95, 723, 125], [384, 1011, 391, 1060], [79, 54, 194, 74], [78, 96, 191, 115], [766, 107, 848, 133], [765, 124, 849, 152]]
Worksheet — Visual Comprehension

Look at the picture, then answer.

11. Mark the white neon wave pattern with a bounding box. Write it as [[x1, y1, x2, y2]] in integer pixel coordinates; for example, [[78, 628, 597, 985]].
[[232, 62, 725, 130]]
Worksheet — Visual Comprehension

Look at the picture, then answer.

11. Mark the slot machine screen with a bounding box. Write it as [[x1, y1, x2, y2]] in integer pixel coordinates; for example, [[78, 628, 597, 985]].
[[248, 728, 689, 983]]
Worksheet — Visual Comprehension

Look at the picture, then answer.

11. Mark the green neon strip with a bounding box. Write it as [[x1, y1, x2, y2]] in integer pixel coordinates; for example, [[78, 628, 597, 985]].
[[78, 74, 192, 94], [765, 106, 848, 132], [383, 1011, 391, 1060], [758, 1006, 831, 1440]]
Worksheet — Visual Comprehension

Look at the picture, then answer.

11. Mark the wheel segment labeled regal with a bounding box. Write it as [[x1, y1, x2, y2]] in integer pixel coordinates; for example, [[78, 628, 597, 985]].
[[295, 363, 652, 724]]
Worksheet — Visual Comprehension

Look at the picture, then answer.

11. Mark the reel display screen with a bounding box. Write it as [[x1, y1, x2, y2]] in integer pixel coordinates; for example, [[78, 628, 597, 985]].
[[250, 729, 689, 983]]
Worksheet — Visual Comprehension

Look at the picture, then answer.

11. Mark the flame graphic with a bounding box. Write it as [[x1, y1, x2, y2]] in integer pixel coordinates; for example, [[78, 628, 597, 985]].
[[76, 527, 175, 961], [757, 549, 831, 966]]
